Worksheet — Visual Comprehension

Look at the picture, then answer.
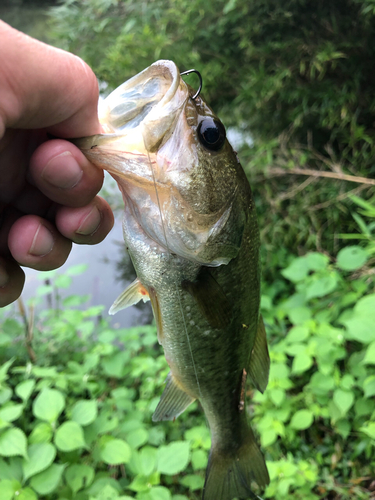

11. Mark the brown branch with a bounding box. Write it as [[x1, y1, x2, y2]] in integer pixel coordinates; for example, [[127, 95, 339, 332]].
[[17, 297, 37, 363], [268, 167, 375, 186], [309, 184, 369, 211]]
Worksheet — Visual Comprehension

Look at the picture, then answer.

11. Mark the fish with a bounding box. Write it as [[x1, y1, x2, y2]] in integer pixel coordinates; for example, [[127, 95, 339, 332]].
[[72, 60, 270, 500]]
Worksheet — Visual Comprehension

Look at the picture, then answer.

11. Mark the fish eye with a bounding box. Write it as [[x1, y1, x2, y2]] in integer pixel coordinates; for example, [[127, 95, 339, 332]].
[[197, 117, 226, 151]]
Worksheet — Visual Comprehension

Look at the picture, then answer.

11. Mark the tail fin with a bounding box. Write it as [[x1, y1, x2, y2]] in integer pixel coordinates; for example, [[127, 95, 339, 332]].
[[203, 426, 269, 500]]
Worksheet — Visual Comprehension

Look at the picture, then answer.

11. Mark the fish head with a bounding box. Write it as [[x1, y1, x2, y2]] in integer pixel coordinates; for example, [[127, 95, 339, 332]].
[[73, 60, 249, 266]]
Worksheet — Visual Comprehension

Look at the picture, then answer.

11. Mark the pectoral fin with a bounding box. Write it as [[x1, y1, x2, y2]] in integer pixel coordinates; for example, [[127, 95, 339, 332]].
[[182, 269, 231, 329], [152, 372, 196, 422], [109, 278, 149, 315], [248, 316, 270, 393]]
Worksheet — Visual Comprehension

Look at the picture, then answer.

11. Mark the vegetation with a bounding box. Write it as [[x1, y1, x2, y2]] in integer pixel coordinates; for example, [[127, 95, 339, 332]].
[[48, 0, 375, 254], [1, 1, 375, 499], [0, 220, 374, 499]]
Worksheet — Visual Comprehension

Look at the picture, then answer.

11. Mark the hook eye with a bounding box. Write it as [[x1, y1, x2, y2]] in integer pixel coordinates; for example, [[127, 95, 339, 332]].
[[180, 69, 203, 100]]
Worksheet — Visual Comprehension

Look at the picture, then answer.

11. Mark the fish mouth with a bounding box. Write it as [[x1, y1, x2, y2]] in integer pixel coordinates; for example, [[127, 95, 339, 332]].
[[71, 60, 189, 169], [99, 60, 183, 137]]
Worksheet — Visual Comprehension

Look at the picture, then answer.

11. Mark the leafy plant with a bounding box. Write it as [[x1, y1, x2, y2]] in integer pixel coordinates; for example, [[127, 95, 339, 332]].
[[0, 243, 374, 500]]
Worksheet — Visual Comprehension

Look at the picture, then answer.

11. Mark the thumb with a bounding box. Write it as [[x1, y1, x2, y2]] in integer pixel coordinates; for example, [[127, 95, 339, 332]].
[[0, 21, 101, 138]]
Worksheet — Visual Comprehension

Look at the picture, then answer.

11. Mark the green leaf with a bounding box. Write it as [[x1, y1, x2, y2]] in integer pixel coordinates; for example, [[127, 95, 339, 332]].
[[71, 400, 98, 426], [291, 352, 313, 374], [336, 246, 368, 270], [260, 429, 277, 447], [0, 359, 14, 383], [30, 463, 65, 495], [102, 352, 130, 378], [126, 428, 148, 449], [180, 474, 204, 491], [128, 474, 152, 492], [359, 423, 375, 440], [333, 389, 354, 416], [147, 486, 172, 500], [281, 258, 309, 282], [28, 423, 53, 444], [0, 388, 12, 406], [191, 449, 208, 471], [100, 439, 131, 465], [355, 294, 375, 315], [288, 307, 312, 325], [363, 376, 375, 398], [269, 388, 285, 407], [0, 428, 27, 458], [184, 426, 211, 450], [65, 464, 95, 493], [32, 388, 65, 423], [0, 478, 21, 500], [308, 372, 334, 395], [343, 316, 375, 344], [54, 274, 72, 289], [87, 477, 122, 496], [290, 410, 314, 430], [22, 443, 56, 481], [55, 421, 86, 452], [363, 341, 375, 364], [355, 397, 375, 417], [157, 441, 190, 475], [138, 446, 157, 476], [17, 487, 38, 500], [304, 252, 329, 270], [305, 273, 338, 299], [15, 380, 35, 402], [0, 404, 23, 423], [66, 264, 88, 276], [285, 326, 309, 343]]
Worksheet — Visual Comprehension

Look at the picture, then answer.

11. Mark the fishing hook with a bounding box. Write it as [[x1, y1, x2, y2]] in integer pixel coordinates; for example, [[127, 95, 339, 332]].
[[180, 69, 203, 100]]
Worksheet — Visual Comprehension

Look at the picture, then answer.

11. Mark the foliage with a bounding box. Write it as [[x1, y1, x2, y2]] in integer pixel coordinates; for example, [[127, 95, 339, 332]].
[[0, 233, 374, 500], [47, 0, 375, 253]]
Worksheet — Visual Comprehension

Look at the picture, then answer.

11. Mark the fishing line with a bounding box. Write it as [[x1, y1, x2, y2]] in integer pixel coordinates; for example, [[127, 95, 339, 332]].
[[144, 140, 203, 400]]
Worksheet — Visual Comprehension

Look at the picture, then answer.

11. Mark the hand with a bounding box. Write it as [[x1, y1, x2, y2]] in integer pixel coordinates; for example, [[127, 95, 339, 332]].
[[0, 21, 114, 307]]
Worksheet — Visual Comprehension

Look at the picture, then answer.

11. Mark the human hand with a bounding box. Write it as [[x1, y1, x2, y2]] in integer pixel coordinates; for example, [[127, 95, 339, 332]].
[[0, 21, 114, 307]]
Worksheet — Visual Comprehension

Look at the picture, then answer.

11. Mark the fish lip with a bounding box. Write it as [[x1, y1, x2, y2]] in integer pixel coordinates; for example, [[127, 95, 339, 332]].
[[99, 60, 183, 137]]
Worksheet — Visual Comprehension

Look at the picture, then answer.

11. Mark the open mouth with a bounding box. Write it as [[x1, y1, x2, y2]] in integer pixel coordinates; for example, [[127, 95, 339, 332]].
[[99, 60, 182, 136]]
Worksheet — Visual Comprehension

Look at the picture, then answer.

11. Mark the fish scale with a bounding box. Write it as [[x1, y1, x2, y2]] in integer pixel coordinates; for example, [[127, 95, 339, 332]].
[[72, 59, 270, 500]]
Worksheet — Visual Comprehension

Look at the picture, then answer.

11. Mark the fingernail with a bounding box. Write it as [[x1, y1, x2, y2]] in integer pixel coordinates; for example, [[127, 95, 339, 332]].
[[0, 267, 9, 288], [76, 206, 102, 236], [41, 151, 83, 189], [29, 224, 54, 257]]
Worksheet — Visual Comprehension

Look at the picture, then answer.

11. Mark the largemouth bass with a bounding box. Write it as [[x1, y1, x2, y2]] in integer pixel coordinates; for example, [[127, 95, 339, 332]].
[[73, 60, 270, 500]]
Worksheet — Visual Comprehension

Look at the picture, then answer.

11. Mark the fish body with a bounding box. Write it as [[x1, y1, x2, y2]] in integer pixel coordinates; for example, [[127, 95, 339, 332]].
[[73, 60, 270, 499]]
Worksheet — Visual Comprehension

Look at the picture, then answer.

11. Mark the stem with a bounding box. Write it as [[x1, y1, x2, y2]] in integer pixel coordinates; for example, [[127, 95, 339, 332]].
[[268, 167, 375, 186]]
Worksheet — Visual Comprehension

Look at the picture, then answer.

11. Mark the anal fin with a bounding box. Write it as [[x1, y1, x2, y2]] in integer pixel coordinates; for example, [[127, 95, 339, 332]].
[[109, 278, 149, 315], [152, 372, 195, 422], [248, 315, 270, 393]]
